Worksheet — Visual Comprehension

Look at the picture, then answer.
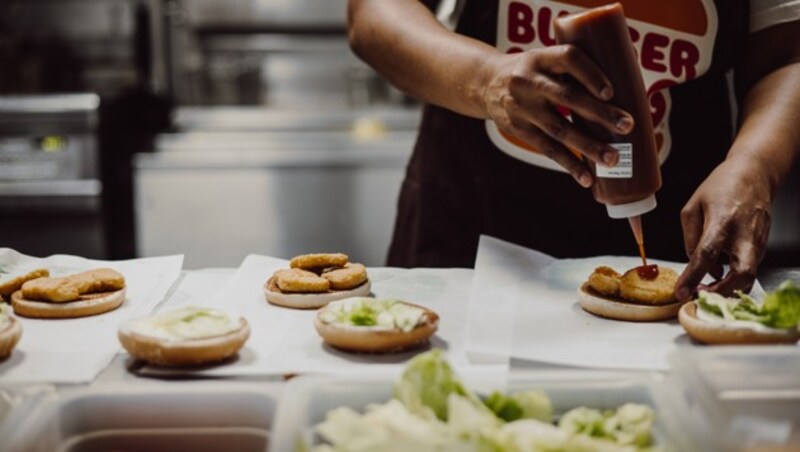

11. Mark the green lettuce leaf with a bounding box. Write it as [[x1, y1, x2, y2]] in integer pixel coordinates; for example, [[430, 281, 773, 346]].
[[558, 403, 655, 448], [392, 350, 486, 421], [484, 390, 552, 423], [697, 283, 800, 329], [761, 281, 800, 329]]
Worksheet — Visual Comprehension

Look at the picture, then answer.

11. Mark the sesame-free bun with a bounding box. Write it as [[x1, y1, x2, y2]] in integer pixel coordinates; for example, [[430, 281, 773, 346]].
[[10, 287, 126, 319], [264, 277, 371, 309], [578, 283, 684, 322], [314, 301, 439, 353], [118, 317, 250, 367], [0, 316, 22, 359], [678, 302, 800, 345]]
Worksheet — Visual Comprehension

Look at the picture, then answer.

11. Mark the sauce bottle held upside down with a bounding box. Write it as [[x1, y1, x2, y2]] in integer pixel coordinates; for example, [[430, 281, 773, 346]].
[[554, 3, 661, 273]]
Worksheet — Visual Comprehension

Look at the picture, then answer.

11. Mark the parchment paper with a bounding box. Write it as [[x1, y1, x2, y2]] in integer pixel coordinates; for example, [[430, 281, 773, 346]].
[[0, 249, 183, 384], [138, 254, 493, 377], [466, 236, 765, 371]]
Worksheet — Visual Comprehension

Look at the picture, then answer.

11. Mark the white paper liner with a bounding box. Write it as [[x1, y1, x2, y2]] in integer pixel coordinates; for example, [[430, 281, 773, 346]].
[[0, 249, 183, 384]]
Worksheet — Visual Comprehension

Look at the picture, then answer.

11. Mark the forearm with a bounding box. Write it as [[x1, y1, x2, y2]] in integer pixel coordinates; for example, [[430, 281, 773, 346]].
[[348, 0, 499, 118], [727, 19, 800, 198], [728, 62, 800, 198]]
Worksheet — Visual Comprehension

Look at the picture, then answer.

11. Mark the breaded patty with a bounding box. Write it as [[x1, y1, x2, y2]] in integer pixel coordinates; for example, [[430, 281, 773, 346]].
[[619, 266, 677, 305], [0, 268, 49, 298], [322, 263, 368, 290], [273, 268, 330, 293], [21, 268, 125, 303], [290, 253, 348, 271], [587, 266, 622, 297]]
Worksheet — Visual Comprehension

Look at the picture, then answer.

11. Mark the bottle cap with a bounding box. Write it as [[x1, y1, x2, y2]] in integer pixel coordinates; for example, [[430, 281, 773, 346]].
[[605, 194, 657, 219]]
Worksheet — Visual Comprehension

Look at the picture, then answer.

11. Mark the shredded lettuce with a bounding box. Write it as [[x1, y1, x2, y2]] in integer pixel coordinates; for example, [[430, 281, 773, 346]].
[[484, 390, 552, 423], [319, 298, 425, 332], [761, 281, 800, 329], [559, 404, 655, 448], [393, 349, 487, 421], [311, 351, 658, 452], [696, 281, 800, 329]]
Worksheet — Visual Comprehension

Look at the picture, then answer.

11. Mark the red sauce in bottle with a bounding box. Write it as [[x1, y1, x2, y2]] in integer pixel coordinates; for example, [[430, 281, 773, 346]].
[[554, 4, 662, 210], [556, 4, 663, 279]]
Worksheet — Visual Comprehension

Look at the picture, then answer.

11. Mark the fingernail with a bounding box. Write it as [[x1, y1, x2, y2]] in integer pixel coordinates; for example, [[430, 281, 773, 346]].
[[616, 116, 633, 132], [600, 86, 613, 100], [676, 287, 690, 301], [579, 172, 592, 187], [602, 150, 617, 166]]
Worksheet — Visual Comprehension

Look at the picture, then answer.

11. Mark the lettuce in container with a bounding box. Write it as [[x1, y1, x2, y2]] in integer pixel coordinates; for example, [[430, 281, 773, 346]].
[[306, 351, 661, 452]]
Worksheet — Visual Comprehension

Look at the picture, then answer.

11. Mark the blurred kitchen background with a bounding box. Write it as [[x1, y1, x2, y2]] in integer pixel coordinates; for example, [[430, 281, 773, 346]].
[[0, 0, 797, 269]]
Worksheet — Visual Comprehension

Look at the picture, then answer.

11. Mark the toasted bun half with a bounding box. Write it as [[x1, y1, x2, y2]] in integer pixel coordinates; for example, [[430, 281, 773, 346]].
[[678, 302, 800, 345], [578, 283, 684, 322], [118, 318, 250, 366], [11, 288, 126, 319], [0, 316, 22, 359], [264, 278, 371, 309], [314, 302, 439, 353]]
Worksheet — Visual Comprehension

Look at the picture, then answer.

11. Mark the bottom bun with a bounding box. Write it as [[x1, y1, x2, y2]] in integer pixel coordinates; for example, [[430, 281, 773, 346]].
[[314, 304, 439, 353], [0, 317, 22, 359], [678, 303, 800, 345], [118, 318, 250, 366], [578, 283, 684, 322], [264, 279, 371, 309], [11, 288, 126, 319]]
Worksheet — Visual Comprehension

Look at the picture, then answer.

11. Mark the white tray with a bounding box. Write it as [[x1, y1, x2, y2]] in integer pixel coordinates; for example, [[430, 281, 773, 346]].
[[0, 383, 278, 452], [270, 370, 693, 451]]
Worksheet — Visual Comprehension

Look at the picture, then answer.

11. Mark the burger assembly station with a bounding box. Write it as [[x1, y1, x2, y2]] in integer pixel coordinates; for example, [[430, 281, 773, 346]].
[[1, 1, 799, 452]]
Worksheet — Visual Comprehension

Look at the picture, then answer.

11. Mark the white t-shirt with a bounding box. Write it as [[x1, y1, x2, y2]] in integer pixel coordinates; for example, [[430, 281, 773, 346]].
[[439, 0, 800, 32], [480, 0, 800, 173], [750, 0, 800, 31]]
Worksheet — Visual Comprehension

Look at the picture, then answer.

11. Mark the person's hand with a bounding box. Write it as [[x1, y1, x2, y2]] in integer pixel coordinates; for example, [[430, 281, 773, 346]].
[[674, 158, 772, 301], [482, 45, 635, 187]]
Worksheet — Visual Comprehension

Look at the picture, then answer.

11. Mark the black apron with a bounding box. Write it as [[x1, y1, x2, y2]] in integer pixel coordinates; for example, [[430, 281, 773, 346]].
[[388, 0, 748, 267]]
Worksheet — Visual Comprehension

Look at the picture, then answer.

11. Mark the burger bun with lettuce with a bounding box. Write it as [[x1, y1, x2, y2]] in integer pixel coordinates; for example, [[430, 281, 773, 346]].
[[679, 281, 800, 345]]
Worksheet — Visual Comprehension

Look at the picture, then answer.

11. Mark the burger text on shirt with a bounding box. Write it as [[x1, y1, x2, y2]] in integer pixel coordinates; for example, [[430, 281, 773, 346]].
[[488, 0, 719, 171]]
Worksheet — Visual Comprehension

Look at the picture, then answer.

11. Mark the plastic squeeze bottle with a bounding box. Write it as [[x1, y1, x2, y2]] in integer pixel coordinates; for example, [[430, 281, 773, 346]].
[[554, 3, 661, 269]]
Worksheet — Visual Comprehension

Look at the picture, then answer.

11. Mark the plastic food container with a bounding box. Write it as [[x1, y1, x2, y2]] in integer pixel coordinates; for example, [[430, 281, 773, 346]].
[[668, 347, 800, 451], [270, 370, 692, 451], [0, 384, 55, 440], [0, 383, 278, 452]]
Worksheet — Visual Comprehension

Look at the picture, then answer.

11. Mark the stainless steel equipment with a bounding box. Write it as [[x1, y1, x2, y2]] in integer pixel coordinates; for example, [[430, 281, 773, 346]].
[[160, 0, 401, 108], [130, 1, 419, 268], [0, 94, 105, 258], [0, 0, 141, 97], [134, 107, 419, 269]]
